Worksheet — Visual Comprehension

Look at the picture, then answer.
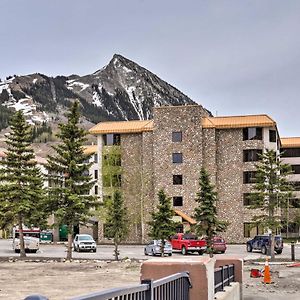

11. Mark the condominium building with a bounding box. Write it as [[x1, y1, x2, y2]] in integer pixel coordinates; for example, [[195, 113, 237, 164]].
[[89, 105, 283, 243]]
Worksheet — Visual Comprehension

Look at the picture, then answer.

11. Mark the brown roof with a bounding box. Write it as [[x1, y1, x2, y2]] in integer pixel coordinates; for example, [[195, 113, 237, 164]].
[[174, 209, 197, 225], [281, 137, 300, 148], [83, 145, 97, 154], [202, 114, 276, 129], [89, 120, 154, 135]]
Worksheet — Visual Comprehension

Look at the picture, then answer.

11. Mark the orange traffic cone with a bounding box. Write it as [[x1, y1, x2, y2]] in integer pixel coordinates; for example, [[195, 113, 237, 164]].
[[263, 257, 272, 284]]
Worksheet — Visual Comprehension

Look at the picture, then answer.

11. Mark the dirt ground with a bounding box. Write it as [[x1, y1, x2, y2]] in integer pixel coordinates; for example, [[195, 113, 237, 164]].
[[0, 260, 141, 300], [243, 262, 300, 300], [2, 260, 300, 300]]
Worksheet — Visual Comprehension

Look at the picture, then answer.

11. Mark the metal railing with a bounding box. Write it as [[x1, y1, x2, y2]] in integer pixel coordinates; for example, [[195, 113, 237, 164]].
[[25, 272, 192, 300], [72, 271, 191, 300], [214, 264, 235, 294]]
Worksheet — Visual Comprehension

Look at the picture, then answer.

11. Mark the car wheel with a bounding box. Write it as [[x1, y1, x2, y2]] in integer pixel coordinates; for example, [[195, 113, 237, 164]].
[[144, 249, 148, 256], [181, 246, 187, 255], [77, 246, 81, 253], [220, 250, 225, 254], [168, 253, 172, 256], [151, 250, 155, 256], [93, 249, 97, 253], [262, 246, 267, 255], [276, 249, 282, 254], [247, 244, 252, 252], [15, 249, 20, 253], [198, 250, 204, 255]]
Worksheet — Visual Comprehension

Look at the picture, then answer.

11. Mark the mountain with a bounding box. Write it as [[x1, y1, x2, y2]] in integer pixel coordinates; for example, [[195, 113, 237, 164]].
[[0, 54, 205, 130]]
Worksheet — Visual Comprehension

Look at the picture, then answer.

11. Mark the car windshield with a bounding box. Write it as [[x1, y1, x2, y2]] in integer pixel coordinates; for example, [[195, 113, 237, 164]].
[[78, 236, 93, 241], [182, 234, 198, 240]]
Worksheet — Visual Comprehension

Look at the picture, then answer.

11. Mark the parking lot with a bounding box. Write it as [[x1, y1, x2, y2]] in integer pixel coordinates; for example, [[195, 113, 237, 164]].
[[1, 238, 300, 260]]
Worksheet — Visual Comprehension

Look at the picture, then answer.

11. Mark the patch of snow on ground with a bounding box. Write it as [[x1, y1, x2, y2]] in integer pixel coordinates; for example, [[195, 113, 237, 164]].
[[68, 81, 89, 92], [0, 83, 9, 94], [8, 98, 36, 116], [92, 91, 102, 107], [125, 86, 144, 120], [122, 66, 132, 73], [32, 78, 38, 84]]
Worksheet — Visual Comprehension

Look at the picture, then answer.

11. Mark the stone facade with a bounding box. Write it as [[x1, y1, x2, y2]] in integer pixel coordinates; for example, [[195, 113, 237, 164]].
[[91, 105, 283, 244]]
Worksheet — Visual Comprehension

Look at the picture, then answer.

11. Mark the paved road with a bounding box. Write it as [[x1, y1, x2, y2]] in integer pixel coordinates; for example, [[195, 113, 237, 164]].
[[1, 239, 300, 260]]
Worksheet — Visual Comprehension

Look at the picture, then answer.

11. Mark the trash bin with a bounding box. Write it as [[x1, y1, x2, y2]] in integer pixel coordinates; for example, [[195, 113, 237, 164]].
[[40, 231, 53, 243]]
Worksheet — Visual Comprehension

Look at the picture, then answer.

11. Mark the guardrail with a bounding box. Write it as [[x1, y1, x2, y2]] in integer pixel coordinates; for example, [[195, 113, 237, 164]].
[[25, 272, 192, 300], [214, 264, 235, 294]]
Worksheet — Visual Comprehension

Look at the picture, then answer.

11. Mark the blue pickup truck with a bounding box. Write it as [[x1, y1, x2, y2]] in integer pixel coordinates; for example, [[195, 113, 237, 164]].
[[246, 235, 283, 255]]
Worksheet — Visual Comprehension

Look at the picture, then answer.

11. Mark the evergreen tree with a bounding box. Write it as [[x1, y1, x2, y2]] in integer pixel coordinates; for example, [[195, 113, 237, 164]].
[[46, 101, 98, 260], [105, 190, 128, 261], [250, 149, 293, 260], [148, 189, 177, 256], [0, 111, 47, 257], [194, 168, 227, 257]]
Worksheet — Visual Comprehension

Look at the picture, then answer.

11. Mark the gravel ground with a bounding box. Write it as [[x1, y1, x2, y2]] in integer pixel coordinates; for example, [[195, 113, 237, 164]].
[[0, 260, 141, 300]]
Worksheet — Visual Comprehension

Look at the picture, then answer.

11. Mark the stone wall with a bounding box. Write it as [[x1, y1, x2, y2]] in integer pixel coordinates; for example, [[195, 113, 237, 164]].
[[153, 105, 208, 217]]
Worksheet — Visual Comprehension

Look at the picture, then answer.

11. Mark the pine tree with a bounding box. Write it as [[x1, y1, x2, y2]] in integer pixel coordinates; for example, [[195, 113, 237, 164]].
[[148, 189, 177, 256], [194, 168, 227, 257], [105, 190, 128, 261], [0, 111, 47, 257], [46, 101, 98, 260], [250, 149, 293, 260]]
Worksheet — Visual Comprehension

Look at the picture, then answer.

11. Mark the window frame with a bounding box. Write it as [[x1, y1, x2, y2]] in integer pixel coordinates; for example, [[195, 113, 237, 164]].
[[172, 153, 183, 164], [173, 175, 183, 185], [172, 131, 182, 142], [173, 196, 183, 206]]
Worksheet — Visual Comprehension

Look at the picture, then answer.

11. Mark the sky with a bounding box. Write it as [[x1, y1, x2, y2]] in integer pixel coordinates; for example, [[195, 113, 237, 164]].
[[1, 0, 300, 137]]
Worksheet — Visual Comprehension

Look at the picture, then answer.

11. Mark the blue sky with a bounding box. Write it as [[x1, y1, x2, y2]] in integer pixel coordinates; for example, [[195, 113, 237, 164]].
[[1, 0, 300, 136]]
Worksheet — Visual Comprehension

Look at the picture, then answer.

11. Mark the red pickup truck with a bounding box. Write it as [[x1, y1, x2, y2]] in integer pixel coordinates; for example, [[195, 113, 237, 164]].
[[171, 233, 207, 255]]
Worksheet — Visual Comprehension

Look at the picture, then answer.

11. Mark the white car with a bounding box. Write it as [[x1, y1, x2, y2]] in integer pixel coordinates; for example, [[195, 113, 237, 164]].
[[13, 236, 39, 253], [73, 234, 97, 252], [144, 240, 172, 256]]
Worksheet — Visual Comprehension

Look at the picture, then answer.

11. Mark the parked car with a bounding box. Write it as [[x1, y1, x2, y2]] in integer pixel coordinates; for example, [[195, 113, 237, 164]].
[[73, 234, 97, 252], [171, 233, 207, 255], [212, 236, 227, 254], [12, 228, 40, 253], [246, 235, 283, 254], [144, 240, 172, 256]]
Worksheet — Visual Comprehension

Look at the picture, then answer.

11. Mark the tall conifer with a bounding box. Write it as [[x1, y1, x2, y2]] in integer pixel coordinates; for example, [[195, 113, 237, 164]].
[[46, 101, 98, 260], [194, 168, 227, 257], [148, 189, 177, 256], [0, 111, 47, 257], [105, 190, 128, 260]]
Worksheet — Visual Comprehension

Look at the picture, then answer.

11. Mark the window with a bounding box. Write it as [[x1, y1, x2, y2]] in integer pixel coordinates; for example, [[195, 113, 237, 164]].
[[243, 149, 262, 162], [269, 130, 277, 143], [172, 153, 183, 163], [173, 175, 183, 185], [173, 196, 183, 206], [289, 198, 300, 208], [94, 170, 98, 179], [291, 182, 300, 191], [243, 171, 257, 184], [94, 185, 98, 195], [243, 193, 259, 206], [94, 153, 98, 163], [103, 134, 121, 146], [172, 131, 182, 142], [243, 127, 263, 141], [281, 148, 300, 157], [244, 223, 252, 237], [291, 165, 300, 174]]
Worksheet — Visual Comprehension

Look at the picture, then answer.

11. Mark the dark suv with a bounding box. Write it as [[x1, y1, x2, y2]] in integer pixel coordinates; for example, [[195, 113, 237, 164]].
[[246, 235, 283, 255]]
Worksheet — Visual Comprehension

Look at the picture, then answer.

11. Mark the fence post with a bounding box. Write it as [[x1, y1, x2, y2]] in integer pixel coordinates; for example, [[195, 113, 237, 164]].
[[221, 266, 224, 291], [291, 242, 295, 261], [141, 279, 153, 300]]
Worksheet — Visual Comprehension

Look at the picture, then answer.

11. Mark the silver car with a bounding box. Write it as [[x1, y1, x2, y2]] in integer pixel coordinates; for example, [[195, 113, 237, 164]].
[[73, 234, 97, 252], [144, 240, 172, 256]]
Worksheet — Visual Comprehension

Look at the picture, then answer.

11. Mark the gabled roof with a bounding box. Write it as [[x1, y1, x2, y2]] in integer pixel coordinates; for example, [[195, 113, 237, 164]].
[[83, 145, 97, 154], [202, 114, 276, 129], [174, 209, 197, 225], [89, 120, 154, 135], [281, 137, 300, 148]]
